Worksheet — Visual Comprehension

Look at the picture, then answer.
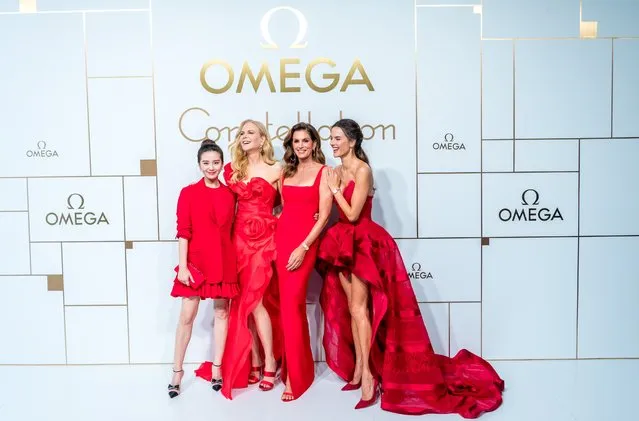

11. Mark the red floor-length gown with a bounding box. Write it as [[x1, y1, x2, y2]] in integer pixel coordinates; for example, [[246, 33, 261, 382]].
[[317, 181, 504, 418], [171, 178, 239, 299], [196, 163, 282, 399], [275, 166, 325, 399]]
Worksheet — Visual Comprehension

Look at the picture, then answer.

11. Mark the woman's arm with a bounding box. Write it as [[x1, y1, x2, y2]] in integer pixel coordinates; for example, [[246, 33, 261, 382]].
[[175, 189, 193, 284], [329, 166, 372, 223]]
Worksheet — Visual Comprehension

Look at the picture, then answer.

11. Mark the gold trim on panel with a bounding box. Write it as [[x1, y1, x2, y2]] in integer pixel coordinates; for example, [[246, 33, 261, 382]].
[[47, 275, 63, 291], [447, 303, 452, 357], [580, 21, 598, 39], [19, 0, 37, 13], [83, 12, 93, 176], [140, 159, 157, 176], [149, 0, 161, 241], [122, 178, 132, 363], [414, 0, 419, 237]]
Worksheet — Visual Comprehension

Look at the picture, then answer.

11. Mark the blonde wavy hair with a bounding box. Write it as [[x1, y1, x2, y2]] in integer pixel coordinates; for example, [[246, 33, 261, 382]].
[[228, 119, 276, 183]]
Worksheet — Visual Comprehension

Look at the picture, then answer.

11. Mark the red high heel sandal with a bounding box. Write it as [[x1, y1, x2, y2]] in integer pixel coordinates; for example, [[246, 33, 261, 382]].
[[259, 371, 277, 391], [341, 381, 362, 391], [248, 366, 262, 385], [354, 380, 380, 410]]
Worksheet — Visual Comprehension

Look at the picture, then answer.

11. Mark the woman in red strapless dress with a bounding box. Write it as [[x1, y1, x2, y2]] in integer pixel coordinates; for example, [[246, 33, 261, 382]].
[[196, 120, 282, 398], [317, 119, 504, 416], [168, 140, 239, 398], [275, 123, 333, 402]]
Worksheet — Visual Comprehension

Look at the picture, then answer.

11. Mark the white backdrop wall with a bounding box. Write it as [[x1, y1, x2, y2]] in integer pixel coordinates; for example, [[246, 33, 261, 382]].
[[1, 0, 638, 366]]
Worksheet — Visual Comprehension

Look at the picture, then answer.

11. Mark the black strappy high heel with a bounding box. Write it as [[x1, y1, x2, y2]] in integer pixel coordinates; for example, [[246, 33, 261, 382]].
[[211, 363, 223, 392], [168, 369, 184, 398]]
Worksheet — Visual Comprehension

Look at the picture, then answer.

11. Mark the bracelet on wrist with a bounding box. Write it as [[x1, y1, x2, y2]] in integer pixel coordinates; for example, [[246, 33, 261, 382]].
[[301, 242, 309, 251]]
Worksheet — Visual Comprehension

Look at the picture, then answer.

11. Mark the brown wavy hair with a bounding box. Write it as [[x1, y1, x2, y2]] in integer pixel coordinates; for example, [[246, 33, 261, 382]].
[[282, 122, 326, 179], [228, 119, 276, 183]]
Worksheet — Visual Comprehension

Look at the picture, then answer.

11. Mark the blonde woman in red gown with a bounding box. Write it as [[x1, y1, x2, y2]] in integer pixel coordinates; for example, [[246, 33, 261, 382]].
[[275, 123, 333, 402], [317, 119, 504, 416], [168, 140, 239, 398], [196, 120, 282, 398]]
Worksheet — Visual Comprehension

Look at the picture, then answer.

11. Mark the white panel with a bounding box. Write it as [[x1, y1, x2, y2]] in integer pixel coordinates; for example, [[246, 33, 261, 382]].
[[63, 242, 127, 305], [65, 306, 129, 364], [0, 13, 90, 177], [0, 277, 65, 364], [578, 237, 639, 358], [483, 238, 578, 359], [483, 0, 580, 38], [612, 40, 639, 138], [583, 0, 639, 38], [28, 177, 124, 242], [88, 79, 155, 176], [307, 302, 324, 362], [31, 242, 62, 275], [0, 212, 30, 275], [154, 0, 417, 239], [418, 174, 481, 238], [482, 140, 513, 172], [127, 242, 215, 363], [417, 7, 480, 172], [515, 139, 579, 172], [450, 302, 481, 356], [580, 139, 639, 235], [420, 303, 449, 357], [483, 173, 578, 237], [397, 239, 480, 302], [482, 41, 513, 140], [124, 177, 158, 241], [37, 0, 149, 10], [0, 179, 27, 211], [86, 12, 152, 76], [0, 1, 16, 12], [515, 40, 612, 139]]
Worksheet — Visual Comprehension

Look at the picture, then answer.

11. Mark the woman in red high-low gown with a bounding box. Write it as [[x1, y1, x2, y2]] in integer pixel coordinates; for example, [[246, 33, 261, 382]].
[[196, 119, 282, 398], [168, 140, 239, 398], [275, 123, 333, 402], [317, 119, 504, 417]]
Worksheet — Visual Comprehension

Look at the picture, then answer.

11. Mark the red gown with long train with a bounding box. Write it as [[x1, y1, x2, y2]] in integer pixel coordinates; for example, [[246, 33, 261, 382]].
[[171, 178, 239, 299], [195, 163, 282, 399], [316, 181, 504, 418], [275, 166, 325, 399]]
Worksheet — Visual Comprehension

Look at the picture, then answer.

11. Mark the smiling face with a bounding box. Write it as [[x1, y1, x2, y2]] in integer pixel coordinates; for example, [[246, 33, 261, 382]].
[[238, 121, 264, 153], [199, 150, 223, 181], [291, 128, 314, 161], [329, 127, 354, 158]]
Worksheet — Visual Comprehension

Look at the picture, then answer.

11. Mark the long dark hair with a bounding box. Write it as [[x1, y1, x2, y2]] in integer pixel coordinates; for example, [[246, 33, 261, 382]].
[[198, 139, 224, 163], [332, 119, 369, 164], [282, 122, 326, 179]]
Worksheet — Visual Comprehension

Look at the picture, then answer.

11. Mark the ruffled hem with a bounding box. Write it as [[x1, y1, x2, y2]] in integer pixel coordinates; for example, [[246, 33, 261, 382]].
[[170, 280, 240, 299], [317, 220, 504, 418]]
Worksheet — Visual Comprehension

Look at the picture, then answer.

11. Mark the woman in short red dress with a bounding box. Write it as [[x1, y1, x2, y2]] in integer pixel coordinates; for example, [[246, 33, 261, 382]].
[[196, 119, 282, 398], [168, 140, 239, 398], [275, 123, 333, 402], [317, 119, 504, 416]]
